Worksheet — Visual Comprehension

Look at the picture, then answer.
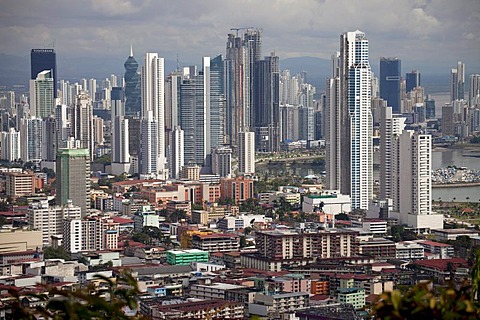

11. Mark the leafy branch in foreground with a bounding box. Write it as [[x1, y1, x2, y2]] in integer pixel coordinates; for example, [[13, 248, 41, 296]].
[[8, 271, 146, 320]]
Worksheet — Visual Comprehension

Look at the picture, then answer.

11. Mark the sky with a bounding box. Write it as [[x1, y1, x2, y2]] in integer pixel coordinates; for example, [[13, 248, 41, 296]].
[[0, 0, 479, 73]]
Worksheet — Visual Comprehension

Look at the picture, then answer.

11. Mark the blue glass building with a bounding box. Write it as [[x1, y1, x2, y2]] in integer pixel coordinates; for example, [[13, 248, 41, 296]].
[[380, 57, 401, 113], [31, 49, 57, 97]]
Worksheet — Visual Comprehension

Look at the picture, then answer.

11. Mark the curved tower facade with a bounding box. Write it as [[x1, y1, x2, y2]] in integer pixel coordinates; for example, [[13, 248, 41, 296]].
[[124, 46, 141, 116]]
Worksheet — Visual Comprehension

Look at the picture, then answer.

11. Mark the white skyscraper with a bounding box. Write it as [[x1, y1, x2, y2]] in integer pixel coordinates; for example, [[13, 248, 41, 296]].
[[342, 30, 373, 210], [89, 78, 97, 102], [393, 131, 442, 231], [29, 70, 54, 118], [140, 53, 167, 178], [169, 126, 184, 179], [325, 52, 341, 190], [380, 106, 406, 201], [0, 128, 21, 161], [470, 74, 480, 106], [71, 92, 94, 160], [238, 131, 255, 176], [111, 87, 130, 175]]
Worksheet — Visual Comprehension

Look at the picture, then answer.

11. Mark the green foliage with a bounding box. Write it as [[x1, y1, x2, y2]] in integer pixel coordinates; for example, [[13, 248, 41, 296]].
[[9, 271, 145, 319], [94, 154, 112, 164], [390, 225, 417, 242], [335, 213, 350, 221], [0, 215, 6, 227], [470, 136, 480, 144], [239, 198, 263, 214], [131, 232, 151, 245], [373, 282, 479, 319], [43, 246, 71, 260], [41, 167, 56, 179]]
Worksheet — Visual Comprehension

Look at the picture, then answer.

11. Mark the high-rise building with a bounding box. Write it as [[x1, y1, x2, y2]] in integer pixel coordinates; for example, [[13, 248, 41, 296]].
[[238, 131, 255, 176], [425, 96, 436, 119], [19, 117, 44, 164], [0, 128, 21, 161], [88, 78, 97, 102], [124, 46, 141, 116], [325, 52, 342, 190], [111, 87, 130, 175], [225, 33, 251, 147], [253, 53, 280, 152], [56, 148, 91, 216], [140, 53, 167, 178], [71, 92, 94, 160], [380, 106, 406, 201], [29, 70, 54, 118], [209, 55, 225, 150], [405, 70, 421, 93], [31, 49, 57, 98], [28, 200, 81, 246], [341, 30, 373, 210], [450, 61, 465, 101], [170, 126, 184, 180], [180, 59, 210, 166], [392, 131, 442, 231], [212, 145, 233, 178], [380, 57, 401, 113], [470, 74, 480, 106], [441, 103, 455, 136]]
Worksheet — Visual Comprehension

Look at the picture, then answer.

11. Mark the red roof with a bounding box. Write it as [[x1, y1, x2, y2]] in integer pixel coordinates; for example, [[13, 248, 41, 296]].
[[419, 240, 452, 247], [0, 211, 24, 217], [414, 258, 468, 271], [111, 216, 134, 224], [310, 294, 330, 301]]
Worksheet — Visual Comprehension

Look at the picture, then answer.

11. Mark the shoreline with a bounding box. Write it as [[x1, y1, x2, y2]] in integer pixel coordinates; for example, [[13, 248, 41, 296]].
[[432, 182, 480, 188]]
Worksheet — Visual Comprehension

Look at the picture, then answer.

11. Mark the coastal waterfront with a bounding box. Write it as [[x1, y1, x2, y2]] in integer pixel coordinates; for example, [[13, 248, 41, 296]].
[[431, 148, 480, 202]]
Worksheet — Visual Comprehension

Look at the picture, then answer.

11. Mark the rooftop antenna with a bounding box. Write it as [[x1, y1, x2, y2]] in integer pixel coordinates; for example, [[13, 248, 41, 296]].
[[130, 44, 133, 57], [176, 53, 180, 72]]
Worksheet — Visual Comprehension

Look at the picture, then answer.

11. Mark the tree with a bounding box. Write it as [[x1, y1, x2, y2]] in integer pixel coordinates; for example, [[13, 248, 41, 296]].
[[335, 213, 350, 221], [43, 246, 71, 260], [373, 281, 479, 319], [9, 271, 146, 319], [0, 215, 6, 227]]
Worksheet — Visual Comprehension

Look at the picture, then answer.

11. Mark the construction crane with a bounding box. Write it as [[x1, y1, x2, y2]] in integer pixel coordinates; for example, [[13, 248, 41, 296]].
[[230, 27, 255, 37]]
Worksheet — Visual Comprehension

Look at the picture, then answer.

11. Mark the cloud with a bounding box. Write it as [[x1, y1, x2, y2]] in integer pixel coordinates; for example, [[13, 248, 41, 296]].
[[90, 0, 148, 17], [0, 0, 478, 72]]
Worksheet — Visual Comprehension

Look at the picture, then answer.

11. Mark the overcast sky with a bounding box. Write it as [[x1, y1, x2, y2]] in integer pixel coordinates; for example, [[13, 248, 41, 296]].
[[1, 0, 479, 73]]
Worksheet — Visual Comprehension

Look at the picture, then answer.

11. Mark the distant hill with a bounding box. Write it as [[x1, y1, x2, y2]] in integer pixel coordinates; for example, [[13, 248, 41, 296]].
[[0, 53, 449, 95]]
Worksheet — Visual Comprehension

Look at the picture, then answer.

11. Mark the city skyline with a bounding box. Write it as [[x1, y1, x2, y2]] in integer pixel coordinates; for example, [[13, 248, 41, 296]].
[[0, 0, 479, 76]]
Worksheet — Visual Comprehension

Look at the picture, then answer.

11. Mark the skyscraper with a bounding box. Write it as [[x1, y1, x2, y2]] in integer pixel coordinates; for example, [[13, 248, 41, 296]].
[[31, 49, 57, 98], [450, 61, 465, 101], [380, 106, 406, 201], [253, 53, 280, 152], [124, 46, 141, 116], [470, 74, 480, 106], [341, 30, 373, 210], [380, 57, 401, 113], [29, 70, 54, 118], [212, 145, 233, 178], [111, 87, 130, 175], [71, 92, 94, 160], [392, 131, 442, 230], [56, 148, 91, 217], [405, 70, 421, 93], [238, 131, 255, 176], [140, 53, 167, 178], [225, 32, 251, 147], [325, 52, 342, 191], [169, 126, 184, 179]]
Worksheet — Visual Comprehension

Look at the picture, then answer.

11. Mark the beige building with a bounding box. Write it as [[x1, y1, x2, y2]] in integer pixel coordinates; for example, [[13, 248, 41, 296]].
[[5, 172, 35, 197], [0, 229, 42, 254]]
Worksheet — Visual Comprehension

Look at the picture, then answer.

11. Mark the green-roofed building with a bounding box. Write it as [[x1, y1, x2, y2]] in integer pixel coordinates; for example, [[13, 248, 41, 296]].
[[166, 249, 209, 265], [56, 148, 90, 216]]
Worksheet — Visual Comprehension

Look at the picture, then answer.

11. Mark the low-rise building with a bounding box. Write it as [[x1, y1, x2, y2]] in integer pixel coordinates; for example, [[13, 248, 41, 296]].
[[248, 292, 310, 318], [166, 249, 209, 265], [191, 233, 240, 253], [337, 287, 365, 309], [189, 282, 246, 300], [395, 242, 425, 259], [302, 191, 351, 215], [432, 228, 479, 242]]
